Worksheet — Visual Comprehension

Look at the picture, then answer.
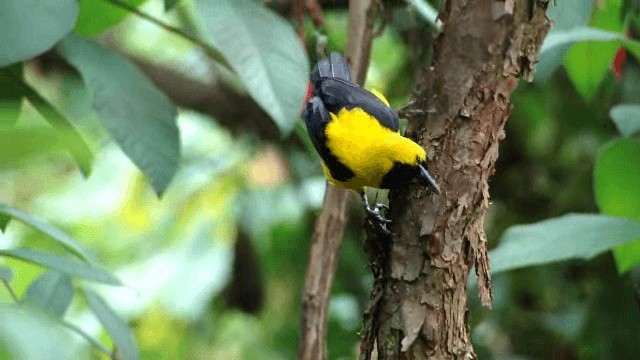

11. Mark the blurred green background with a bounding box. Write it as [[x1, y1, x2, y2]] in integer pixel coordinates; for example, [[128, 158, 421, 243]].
[[1, 0, 640, 359]]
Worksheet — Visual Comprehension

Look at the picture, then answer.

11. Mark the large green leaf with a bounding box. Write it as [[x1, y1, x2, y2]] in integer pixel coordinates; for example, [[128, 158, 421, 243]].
[[0, 0, 78, 66], [0, 64, 24, 127], [0, 248, 122, 286], [610, 104, 640, 137], [562, 0, 624, 99], [0, 204, 92, 262], [541, 27, 624, 53], [538, 26, 640, 87], [23, 271, 74, 319], [0, 304, 74, 360], [535, 0, 594, 82], [57, 35, 180, 195], [547, 0, 594, 30], [564, 41, 618, 100], [195, 0, 309, 135], [490, 214, 640, 274], [75, 0, 146, 36], [1, 70, 94, 175], [594, 138, 640, 272], [84, 290, 140, 360]]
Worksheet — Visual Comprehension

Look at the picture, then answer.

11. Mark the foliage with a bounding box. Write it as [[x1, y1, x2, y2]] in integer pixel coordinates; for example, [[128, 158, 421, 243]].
[[194, 0, 309, 135], [1, 0, 640, 359]]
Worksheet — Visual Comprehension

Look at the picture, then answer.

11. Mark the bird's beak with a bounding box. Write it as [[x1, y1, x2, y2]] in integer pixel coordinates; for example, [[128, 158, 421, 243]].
[[418, 164, 440, 195]]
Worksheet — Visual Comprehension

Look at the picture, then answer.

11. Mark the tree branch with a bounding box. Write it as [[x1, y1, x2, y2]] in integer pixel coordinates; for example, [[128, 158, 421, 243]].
[[363, 1, 550, 358], [297, 1, 379, 359]]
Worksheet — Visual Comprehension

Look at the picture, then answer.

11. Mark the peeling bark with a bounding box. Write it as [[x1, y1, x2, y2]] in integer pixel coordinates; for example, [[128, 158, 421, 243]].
[[361, 1, 550, 359]]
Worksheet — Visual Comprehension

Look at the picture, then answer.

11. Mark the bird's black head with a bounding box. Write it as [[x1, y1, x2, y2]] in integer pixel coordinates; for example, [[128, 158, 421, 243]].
[[380, 161, 440, 194]]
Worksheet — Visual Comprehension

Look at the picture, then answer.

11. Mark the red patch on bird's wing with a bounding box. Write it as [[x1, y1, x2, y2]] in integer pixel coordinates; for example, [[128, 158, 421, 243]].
[[304, 81, 313, 103]]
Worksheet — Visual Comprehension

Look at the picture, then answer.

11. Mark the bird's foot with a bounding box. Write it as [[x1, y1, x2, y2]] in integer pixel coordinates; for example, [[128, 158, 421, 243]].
[[360, 189, 391, 236], [364, 204, 391, 236], [364, 205, 390, 224]]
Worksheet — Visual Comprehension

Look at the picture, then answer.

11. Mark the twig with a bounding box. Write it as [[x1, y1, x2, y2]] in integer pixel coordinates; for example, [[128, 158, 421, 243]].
[[297, 0, 380, 359], [101, 0, 231, 70], [294, 0, 306, 43], [306, 0, 326, 27]]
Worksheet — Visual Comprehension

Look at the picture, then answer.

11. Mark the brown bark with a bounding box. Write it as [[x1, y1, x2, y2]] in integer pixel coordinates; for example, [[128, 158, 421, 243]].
[[362, 1, 550, 359], [297, 1, 379, 359]]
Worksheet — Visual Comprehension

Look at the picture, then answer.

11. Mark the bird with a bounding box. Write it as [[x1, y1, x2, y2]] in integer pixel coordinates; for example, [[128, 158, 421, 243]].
[[302, 52, 440, 233]]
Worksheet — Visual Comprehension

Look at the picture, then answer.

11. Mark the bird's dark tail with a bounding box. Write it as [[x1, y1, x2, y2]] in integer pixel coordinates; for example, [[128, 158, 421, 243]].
[[311, 52, 352, 94]]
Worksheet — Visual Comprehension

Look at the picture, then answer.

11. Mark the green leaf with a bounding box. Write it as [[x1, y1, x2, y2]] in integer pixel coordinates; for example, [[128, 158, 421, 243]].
[[0, 64, 24, 127], [75, 0, 146, 36], [0, 248, 122, 286], [594, 139, 640, 221], [538, 26, 640, 83], [0, 0, 78, 66], [541, 27, 625, 54], [534, 0, 594, 82], [0, 204, 93, 262], [610, 104, 640, 137], [23, 271, 74, 319], [165, 0, 180, 11], [564, 41, 618, 100], [195, 0, 309, 135], [0, 304, 74, 360], [594, 138, 640, 272], [83, 290, 140, 360], [561, 0, 624, 99], [2, 70, 94, 175], [547, 0, 594, 30], [592, 0, 624, 33], [0, 265, 13, 283], [490, 214, 640, 274], [57, 35, 180, 195], [535, 44, 573, 83]]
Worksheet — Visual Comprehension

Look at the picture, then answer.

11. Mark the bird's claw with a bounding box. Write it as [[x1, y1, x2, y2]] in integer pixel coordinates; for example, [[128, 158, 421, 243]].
[[360, 189, 391, 236], [375, 203, 390, 212], [364, 205, 391, 236], [365, 206, 390, 224]]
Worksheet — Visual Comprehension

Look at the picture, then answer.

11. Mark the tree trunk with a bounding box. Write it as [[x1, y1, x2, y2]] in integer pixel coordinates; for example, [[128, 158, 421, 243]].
[[361, 1, 550, 359]]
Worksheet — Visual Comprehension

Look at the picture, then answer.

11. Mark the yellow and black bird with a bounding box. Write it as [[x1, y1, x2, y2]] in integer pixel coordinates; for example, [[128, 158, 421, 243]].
[[303, 52, 440, 230]]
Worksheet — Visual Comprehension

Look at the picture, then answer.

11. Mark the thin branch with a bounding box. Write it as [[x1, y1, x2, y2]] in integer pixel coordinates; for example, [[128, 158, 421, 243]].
[[305, 0, 326, 27], [294, 0, 306, 42], [100, 0, 231, 70], [297, 0, 380, 359]]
